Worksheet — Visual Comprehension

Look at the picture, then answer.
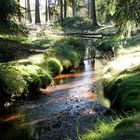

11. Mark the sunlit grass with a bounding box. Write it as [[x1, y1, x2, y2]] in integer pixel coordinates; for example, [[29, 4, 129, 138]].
[[101, 33, 140, 111], [81, 113, 140, 140], [81, 118, 121, 140], [29, 54, 45, 64], [103, 45, 140, 75]]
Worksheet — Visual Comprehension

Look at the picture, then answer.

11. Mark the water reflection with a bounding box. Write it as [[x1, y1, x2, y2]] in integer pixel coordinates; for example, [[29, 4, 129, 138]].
[[0, 114, 34, 140]]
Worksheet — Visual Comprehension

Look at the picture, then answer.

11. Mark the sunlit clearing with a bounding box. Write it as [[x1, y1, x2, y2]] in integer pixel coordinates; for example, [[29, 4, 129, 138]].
[[104, 46, 140, 74], [29, 54, 45, 64]]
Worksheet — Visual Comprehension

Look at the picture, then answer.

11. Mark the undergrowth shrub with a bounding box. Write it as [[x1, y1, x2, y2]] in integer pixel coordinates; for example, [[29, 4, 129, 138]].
[[0, 41, 22, 62], [42, 57, 63, 76], [0, 61, 53, 104], [95, 38, 119, 60], [0, 37, 86, 105], [127, 33, 140, 47], [15, 63, 52, 95], [54, 16, 92, 30], [0, 65, 27, 99], [48, 37, 86, 70]]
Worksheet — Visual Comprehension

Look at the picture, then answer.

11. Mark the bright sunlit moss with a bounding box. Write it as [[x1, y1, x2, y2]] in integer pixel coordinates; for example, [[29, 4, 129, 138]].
[[81, 113, 140, 140]]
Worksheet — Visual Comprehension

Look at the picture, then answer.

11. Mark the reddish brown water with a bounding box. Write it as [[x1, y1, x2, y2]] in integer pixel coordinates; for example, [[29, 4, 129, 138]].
[[0, 59, 108, 140]]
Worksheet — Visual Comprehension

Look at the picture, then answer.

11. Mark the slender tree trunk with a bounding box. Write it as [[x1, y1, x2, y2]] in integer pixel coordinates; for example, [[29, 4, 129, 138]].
[[27, 0, 32, 23], [25, 0, 27, 20], [48, 0, 51, 21], [17, 0, 21, 22], [91, 0, 98, 26], [64, 0, 67, 18], [35, 0, 41, 24], [72, 2, 75, 16], [58, 0, 60, 5], [87, 0, 91, 17], [45, 0, 48, 22], [60, 0, 63, 24]]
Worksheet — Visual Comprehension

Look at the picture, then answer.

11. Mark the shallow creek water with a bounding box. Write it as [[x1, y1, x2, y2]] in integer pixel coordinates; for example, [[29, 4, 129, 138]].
[[0, 59, 110, 140]]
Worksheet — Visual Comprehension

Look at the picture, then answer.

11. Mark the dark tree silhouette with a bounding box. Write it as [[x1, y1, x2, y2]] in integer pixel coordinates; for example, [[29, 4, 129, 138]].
[[27, 0, 32, 23], [35, 0, 41, 24], [91, 0, 98, 26]]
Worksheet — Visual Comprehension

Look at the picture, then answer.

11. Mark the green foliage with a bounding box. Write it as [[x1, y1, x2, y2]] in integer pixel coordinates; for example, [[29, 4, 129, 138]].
[[81, 118, 121, 140], [0, 0, 27, 35], [32, 39, 52, 48], [48, 37, 85, 70], [95, 38, 119, 59], [42, 57, 63, 76], [98, 0, 140, 37], [81, 114, 140, 140], [114, 0, 140, 25], [0, 59, 53, 102], [103, 66, 140, 111], [127, 34, 140, 47], [0, 40, 22, 62], [54, 16, 92, 30], [0, 37, 85, 104], [0, 65, 27, 99]]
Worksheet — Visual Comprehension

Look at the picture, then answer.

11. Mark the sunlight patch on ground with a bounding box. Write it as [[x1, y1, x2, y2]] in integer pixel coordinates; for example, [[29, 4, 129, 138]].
[[104, 46, 140, 74]]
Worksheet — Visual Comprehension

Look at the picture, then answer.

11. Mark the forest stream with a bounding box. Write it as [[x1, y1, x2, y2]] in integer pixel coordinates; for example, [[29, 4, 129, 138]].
[[0, 59, 110, 140]]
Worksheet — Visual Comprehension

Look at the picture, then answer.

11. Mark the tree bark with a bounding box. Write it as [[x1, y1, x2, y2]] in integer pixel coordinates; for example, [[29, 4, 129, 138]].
[[25, 0, 27, 20], [35, 0, 41, 24], [91, 0, 98, 26], [27, 0, 32, 23], [17, 0, 21, 22], [60, 0, 63, 24], [72, 1, 76, 17], [87, 0, 91, 17], [64, 0, 67, 18], [45, 0, 48, 22]]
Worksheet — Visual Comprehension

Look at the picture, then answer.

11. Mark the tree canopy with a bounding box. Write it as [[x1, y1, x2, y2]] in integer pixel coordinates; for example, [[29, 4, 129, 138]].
[[0, 0, 25, 35]]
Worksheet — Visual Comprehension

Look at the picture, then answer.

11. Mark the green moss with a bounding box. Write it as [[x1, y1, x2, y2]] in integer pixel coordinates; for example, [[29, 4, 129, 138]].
[[44, 57, 63, 76], [103, 65, 140, 111], [48, 37, 85, 70], [0, 65, 27, 98], [0, 37, 86, 104]]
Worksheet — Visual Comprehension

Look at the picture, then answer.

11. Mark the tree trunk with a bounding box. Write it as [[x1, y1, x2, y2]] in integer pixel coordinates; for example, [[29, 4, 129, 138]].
[[91, 0, 98, 26], [87, 0, 91, 17], [60, 0, 63, 24], [35, 0, 41, 24], [25, 0, 27, 20], [72, 2, 75, 16], [17, 0, 21, 22], [27, 0, 32, 23], [64, 0, 67, 18], [45, 0, 48, 22], [48, 0, 51, 21]]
